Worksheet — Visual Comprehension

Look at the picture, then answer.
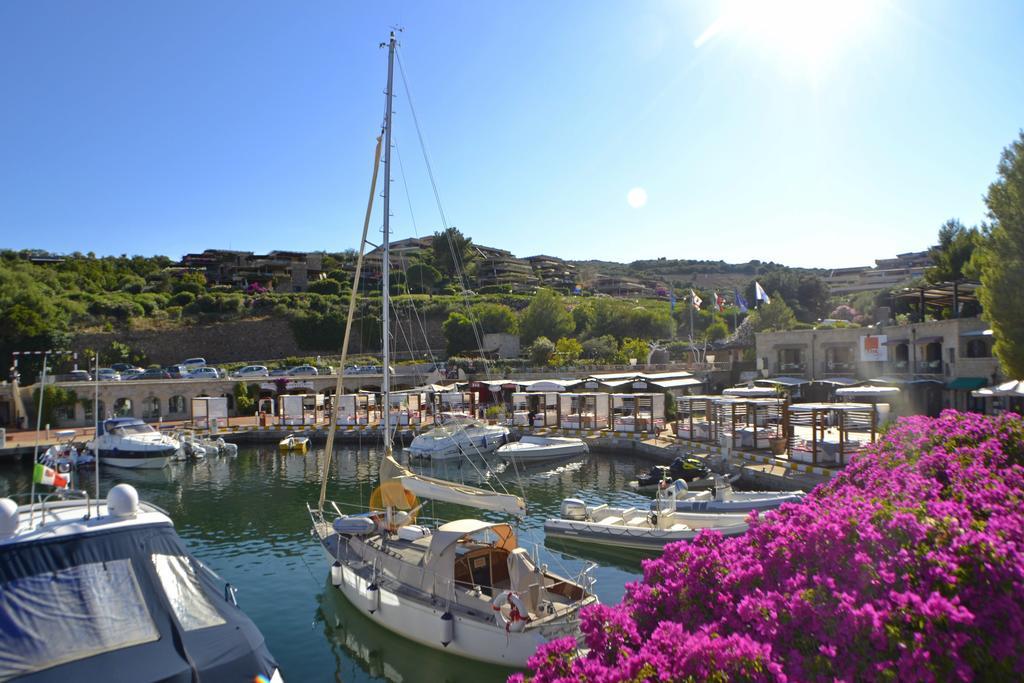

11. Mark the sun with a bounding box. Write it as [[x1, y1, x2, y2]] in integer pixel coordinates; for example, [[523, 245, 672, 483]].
[[695, 0, 878, 73], [627, 187, 648, 209]]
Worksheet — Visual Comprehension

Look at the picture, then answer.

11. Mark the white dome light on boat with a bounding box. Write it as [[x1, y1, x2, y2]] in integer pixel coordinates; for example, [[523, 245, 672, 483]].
[[107, 484, 139, 518]]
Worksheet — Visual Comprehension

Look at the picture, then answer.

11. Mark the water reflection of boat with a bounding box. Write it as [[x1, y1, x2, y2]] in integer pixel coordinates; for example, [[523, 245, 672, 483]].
[[543, 535, 649, 572], [317, 576, 513, 683]]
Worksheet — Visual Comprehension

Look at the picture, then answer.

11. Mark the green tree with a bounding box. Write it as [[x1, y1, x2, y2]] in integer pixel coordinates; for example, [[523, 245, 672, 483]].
[[976, 132, 1024, 377], [528, 336, 555, 366], [750, 295, 798, 332], [519, 289, 574, 345], [705, 319, 729, 342], [234, 382, 257, 416], [926, 219, 981, 284], [441, 312, 477, 357], [581, 335, 618, 363], [431, 227, 473, 280], [616, 338, 650, 365], [470, 302, 518, 334], [307, 278, 343, 296], [406, 262, 442, 295], [551, 337, 583, 367]]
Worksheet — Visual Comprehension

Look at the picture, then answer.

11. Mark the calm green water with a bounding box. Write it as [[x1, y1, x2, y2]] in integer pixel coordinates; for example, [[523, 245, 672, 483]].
[[0, 444, 657, 682]]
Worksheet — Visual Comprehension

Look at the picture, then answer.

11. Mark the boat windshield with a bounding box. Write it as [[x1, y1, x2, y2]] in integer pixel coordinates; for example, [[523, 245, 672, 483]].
[[112, 423, 156, 436]]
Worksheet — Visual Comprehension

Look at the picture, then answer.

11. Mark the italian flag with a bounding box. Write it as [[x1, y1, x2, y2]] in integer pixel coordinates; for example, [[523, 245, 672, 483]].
[[34, 462, 69, 489]]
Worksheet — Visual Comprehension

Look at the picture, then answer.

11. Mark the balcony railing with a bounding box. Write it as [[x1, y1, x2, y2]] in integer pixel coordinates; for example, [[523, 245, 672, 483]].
[[777, 362, 806, 374], [824, 360, 855, 373], [889, 359, 910, 374], [916, 360, 943, 374]]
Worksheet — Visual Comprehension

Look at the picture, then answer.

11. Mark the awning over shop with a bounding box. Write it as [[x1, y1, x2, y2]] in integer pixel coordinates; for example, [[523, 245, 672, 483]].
[[915, 336, 943, 345], [756, 376, 809, 387], [882, 338, 909, 346], [973, 379, 1024, 397], [946, 377, 987, 391], [960, 329, 993, 338]]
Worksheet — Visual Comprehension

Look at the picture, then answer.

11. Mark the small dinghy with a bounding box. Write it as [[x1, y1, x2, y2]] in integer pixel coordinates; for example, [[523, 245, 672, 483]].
[[628, 456, 712, 492], [545, 480, 749, 551], [279, 434, 311, 453], [497, 435, 588, 464], [659, 476, 804, 513]]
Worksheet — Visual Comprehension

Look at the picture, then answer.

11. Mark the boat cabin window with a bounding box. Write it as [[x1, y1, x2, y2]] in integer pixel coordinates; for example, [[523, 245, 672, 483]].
[[151, 554, 226, 631], [452, 546, 511, 596], [110, 423, 155, 436], [0, 558, 159, 679]]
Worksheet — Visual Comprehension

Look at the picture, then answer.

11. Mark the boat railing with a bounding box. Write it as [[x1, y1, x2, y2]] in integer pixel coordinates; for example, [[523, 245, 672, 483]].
[[9, 487, 95, 528]]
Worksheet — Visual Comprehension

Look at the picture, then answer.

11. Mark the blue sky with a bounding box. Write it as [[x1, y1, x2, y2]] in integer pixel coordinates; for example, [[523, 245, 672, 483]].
[[1, 1, 1021, 268]]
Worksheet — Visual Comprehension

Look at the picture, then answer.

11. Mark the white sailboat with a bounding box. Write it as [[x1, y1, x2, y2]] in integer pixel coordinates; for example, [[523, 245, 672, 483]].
[[308, 32, 596, 668]]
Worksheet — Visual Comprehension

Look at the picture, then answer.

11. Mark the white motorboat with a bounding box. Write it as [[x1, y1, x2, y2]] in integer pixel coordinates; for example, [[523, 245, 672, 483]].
[[497, 435, 588, 464], [308, 33, 597, 668], [0, 484, 281, 680], [38, 430, 95, 473], [406, 418, 509, 461], [86, 418, 178, 469], [663, 477, 804, 513], [545, 480, 749, 551]]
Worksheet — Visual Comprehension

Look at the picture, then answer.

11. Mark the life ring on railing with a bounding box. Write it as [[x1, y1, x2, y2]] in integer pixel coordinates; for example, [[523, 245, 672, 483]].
[[491, 590, 530, 633]]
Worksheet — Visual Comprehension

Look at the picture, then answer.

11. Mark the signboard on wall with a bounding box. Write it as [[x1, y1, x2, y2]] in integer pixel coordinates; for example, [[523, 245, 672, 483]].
[[859, 334, 889, 362]]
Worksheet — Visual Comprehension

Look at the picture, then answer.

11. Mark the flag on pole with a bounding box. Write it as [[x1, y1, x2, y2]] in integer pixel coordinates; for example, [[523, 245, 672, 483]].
[[754, 282, 771, 305], [734, 289, 749, 313], [714, 292, 726, 312], [33, 462, 68, 489], [669, 290, 676, 312], [690, 289, 702, 310]]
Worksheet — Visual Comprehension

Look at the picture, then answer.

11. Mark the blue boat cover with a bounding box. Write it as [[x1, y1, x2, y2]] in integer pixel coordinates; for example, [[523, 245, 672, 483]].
[[0, 523, 278, 682]]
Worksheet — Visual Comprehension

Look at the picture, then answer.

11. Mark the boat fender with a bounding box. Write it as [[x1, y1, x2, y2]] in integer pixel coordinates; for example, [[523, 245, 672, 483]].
[[491, 590, 530, 632], [648, 512, 658, 527], [330, 562, 343, 587], [366, 582, 380, 614], [440, 611, 454, 647]]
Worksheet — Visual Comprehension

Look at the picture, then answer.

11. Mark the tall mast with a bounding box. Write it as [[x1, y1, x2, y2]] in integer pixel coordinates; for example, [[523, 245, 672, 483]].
[[382, 32, 395, 454]]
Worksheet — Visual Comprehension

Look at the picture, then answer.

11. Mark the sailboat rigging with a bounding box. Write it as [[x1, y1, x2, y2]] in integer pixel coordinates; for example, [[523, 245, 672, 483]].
[[307, 32, 595, 667]]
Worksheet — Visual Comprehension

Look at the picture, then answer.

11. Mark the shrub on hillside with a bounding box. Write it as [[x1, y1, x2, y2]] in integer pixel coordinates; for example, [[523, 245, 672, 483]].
[[516, 411, 1024, 682]]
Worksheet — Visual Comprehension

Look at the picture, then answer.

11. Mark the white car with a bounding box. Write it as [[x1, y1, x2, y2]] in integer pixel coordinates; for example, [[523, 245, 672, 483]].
[[181, 357, 207, 371], [187, 367, 221, 380], [285, 365, 318, 377], [234, 365, 269, 378]]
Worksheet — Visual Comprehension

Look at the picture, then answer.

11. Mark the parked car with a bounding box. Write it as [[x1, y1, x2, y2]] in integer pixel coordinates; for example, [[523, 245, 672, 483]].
[[119, 367, 144, 380], [181, 357, 207, 371], [66, 370, 92, 382], [96, 368, 121, 381], [234, 365, 269, 378], [163, 365, 188, 379], [268, 368, 290, 377], [285, 365, 319, 377], [187, 367, 222, 380], [110, 362, 139, 373], [132, 368, 172, 380]]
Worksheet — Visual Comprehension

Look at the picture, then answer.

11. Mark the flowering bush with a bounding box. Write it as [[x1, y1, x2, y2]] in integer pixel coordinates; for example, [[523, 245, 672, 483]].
[[515, 410, 1024, 682]]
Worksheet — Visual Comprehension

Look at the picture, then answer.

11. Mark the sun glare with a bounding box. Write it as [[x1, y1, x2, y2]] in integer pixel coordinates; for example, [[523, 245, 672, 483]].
[[627, 187, 648, 209], [696, 0, 877, 73]]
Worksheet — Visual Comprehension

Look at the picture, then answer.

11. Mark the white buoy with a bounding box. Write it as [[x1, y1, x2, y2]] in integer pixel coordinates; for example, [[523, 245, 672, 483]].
[[107, 484, 139, 518], [330, 562, 343, 586], [365, 583, 380, 613], [440, 611, 454, 647], [0, 498, 19, 539]]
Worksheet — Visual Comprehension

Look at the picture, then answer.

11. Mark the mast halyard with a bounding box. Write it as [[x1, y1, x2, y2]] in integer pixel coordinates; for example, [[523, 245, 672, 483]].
[[382, 31, 395, 456]]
